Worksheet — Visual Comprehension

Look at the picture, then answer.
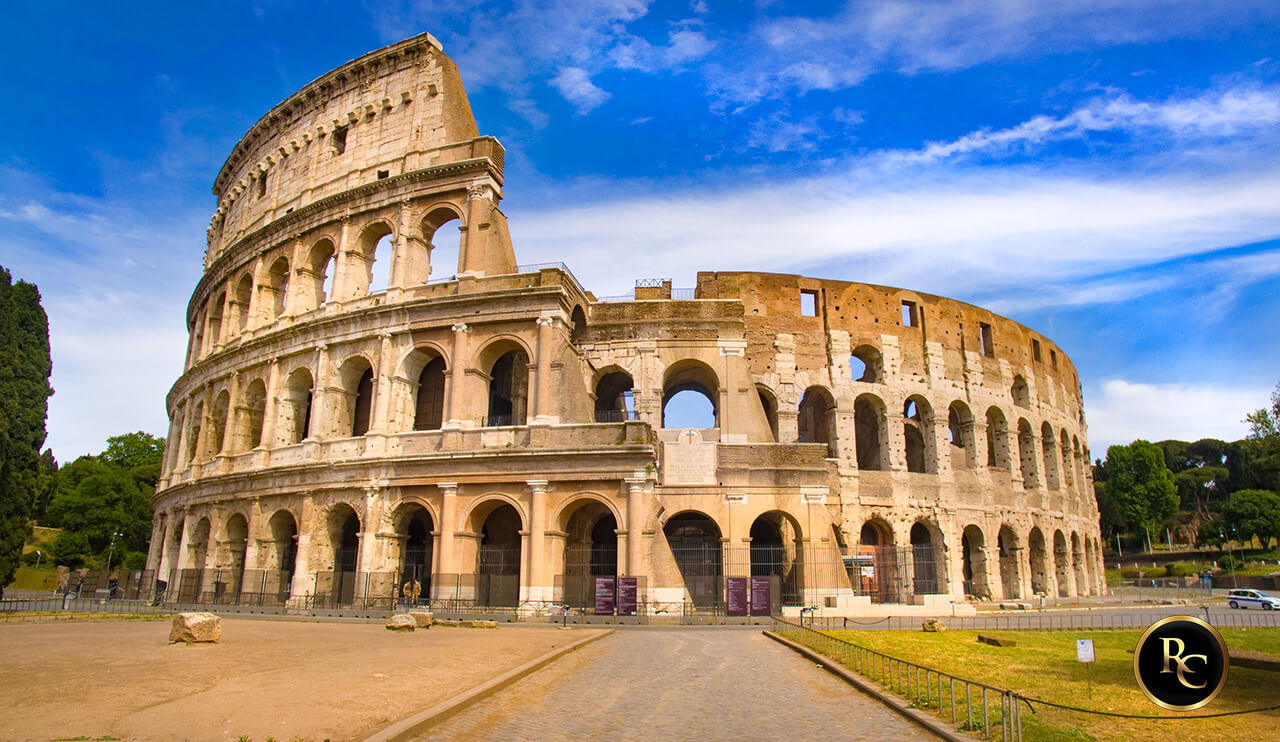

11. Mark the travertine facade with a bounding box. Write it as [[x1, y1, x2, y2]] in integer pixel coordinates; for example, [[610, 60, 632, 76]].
[[147, 34, 1104, 616]]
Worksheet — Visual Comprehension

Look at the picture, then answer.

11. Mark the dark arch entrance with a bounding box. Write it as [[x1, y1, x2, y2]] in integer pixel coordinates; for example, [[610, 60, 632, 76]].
[[329, 506, 360, 606], [961, 525, 990, 600], [267, 510, 297, 604], [750, 512, 803, 607], [561, 501, 619, 610], [397, 505, 434, 606], [910, 522, 942, 596], [478, 504, 522, 607], [487, 350, 530, 426], [664, 512, 722, 607], [414, 356, 446, 431], [858, 519, 899, 603], [224, 513, 249, 603]]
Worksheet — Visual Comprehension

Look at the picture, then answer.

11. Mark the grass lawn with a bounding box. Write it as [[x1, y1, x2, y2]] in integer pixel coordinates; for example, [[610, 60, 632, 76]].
[[780, 626, 1280, 741]]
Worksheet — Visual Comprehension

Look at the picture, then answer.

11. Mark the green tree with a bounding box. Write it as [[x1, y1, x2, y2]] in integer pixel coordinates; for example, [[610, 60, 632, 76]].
[[1245, 383, 1280, 439], [100, 431, 164, 494], [1099, 440, 1179, 538], [1220, 489, 1280, 549], [0, 267, 52, 597], [46, 456, 152, 561]]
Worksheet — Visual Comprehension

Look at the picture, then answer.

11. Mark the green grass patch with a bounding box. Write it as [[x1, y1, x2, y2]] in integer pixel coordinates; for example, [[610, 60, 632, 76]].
[[7, 565, 59, 590], [781, 626, 1280, 741]]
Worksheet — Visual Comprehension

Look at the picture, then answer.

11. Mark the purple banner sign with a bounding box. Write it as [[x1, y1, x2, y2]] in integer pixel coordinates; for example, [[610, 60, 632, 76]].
[[726, 577, 749, 616], [750, 576, 772, 616], [618, 577, 638, 616], [594, 577, 616, 615]]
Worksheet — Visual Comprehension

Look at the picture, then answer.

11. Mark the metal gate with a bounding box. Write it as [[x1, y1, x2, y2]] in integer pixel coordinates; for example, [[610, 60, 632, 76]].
[[477, 544, 520, 607]]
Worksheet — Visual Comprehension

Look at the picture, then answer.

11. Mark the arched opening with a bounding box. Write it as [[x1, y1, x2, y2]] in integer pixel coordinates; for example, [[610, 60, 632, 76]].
[[561, 500, 619, 610], [1053, 530, 1070, 597], [477, 503, 522, 607], [211, 390, 231, 456], [750, 512, 803, 607], [190, 314, 206, 364], [394, 503, 434, 605], [797, 386, 836, 457], [594, 370, 635, 423], [903, 397, 931, 473], [186, 401, 203, 464], [986, 407, 1009, 468], [910, 521, 944, 596], [854, 394, 887, 471], [1011, 375, 1030, 408], [850, 344, 883, 383], [327, 505, 361, 606], [243, 379, 266, 450], [570, 306, 587, 345], [1028, 527, 1048, 596], [357, 222, 394, 296], [225, 513, 249, 602], [1072, 532, 1087, 598], [206, 292, 225, 351], [186, 517, 211, 602], [858, 518, 898, 603], [1017, 419, 1037, 486], [947, 401, 975, 469], [336, 357, 374, 437], [308, 239, 337, 309], [265, 510, 297, 603], [962, 525, 990, 599], [421, 206, 462, 282], [283, 369, 314, 444], [233, 274, 253, 333], [1060, 430, 1074, 490], [757, 385, 779, 442], [663, 512, 722, 607], [662, 360, 719, 429], [414, 355, 447, 431], [487, 348, 530, 426], [998, 525, 1021, 600], [1041, 422, 1060, 490], [268, 257, 289, 318]]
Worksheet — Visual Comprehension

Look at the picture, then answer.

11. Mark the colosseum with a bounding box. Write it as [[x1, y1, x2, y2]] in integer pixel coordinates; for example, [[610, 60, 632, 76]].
[[145, 33, 1105, 618]]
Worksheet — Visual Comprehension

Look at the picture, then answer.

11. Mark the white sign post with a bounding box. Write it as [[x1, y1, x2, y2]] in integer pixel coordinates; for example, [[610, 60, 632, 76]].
[[1077, 639, 1095, 698]]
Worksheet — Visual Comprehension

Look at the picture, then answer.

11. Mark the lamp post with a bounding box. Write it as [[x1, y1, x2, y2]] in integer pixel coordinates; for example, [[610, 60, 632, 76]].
[[34, 550, 41, 571], [1222, 528, 1239, 589], [105, 531, 122, 575]]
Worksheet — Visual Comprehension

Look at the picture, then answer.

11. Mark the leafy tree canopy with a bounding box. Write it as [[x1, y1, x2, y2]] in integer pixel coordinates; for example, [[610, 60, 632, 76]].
[[1220, 489, 1280, 550], [1246, 383, 1280, 440], [1097, 440, 1179, 534]]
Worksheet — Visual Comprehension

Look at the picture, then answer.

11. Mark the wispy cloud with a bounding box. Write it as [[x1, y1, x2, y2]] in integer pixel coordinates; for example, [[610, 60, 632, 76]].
[[1086, 379, 1267, 453], [552, 67, 611, 113]]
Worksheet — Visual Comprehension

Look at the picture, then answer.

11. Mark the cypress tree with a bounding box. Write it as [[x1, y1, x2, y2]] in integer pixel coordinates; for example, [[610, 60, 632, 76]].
[[0, 266, 53, 598]]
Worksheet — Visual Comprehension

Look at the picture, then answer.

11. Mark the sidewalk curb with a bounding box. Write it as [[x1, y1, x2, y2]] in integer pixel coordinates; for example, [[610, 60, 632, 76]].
[[363, 629, 613, 742], [763, 630, 968, 742]]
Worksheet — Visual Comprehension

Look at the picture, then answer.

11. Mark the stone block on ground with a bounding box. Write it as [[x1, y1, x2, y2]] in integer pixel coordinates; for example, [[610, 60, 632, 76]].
[[463, 619, 498, 629], [433, 618, 458, 627], [978, 634, 1016, 647], [408, 611, 433, 628], [998, 602, 1027, 610], [169, 612, 221, 643], [385, 614, 416, 632], [922, 618, 946, 632]]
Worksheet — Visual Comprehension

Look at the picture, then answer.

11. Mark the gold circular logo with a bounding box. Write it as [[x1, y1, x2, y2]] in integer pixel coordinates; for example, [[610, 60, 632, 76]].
[[1133, 615, 1229, 711]]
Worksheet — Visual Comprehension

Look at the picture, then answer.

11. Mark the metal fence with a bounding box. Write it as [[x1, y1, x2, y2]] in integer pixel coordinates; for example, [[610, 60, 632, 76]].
[[802, 608, 1280, 632]]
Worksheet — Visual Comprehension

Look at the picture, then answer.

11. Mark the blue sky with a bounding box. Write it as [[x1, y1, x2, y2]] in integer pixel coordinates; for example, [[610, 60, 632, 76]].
[[2, 0, 1278, 461]]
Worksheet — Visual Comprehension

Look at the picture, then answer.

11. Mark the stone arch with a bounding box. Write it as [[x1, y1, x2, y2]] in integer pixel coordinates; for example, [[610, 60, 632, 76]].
[[474, 501, 523, 607], [986, 406, 1009, 468], [662, 510, 723, 607], [947, 400, 976, 469], [662, 359, 720, 429], [233, 273, 254, 333], [390, 501, 434, 602], [475, 337, 531, 426], [1028, 526, 1049, 595], [593, 367, 634, 423], [211, 390, 231, 456], [189, 515, 212, 573], [570, 305, 587, 345], [850, 344, 883, 383], [1017, 418, 1037, 486], [206, 291, 225, 351], [797, 385, 836, 457], [1040, 422, 1061, 490], [558, 496, 621, 609], [421, 203, 465, 281], [463, 495, 530, 534], [242, 378, 267, 450], [854, 393, 888, 471], [756, 384, 779, 442], [266, 509, 299, 583], [336, 354, 375, 437], [282, 367, 315, 444], [355, 220, 395, 296], [186, 400, 204, 464], [750, 510, 804, 607], [1011, 375, 1030, 408], [306, 238, 337, 309], [858, 516, 898, 603], [324, 503, 362, 606], [910, 520, 946, 595], [903, 395, 933, 473], [961, 525, 990, 599], [998, 524, 1021, 600], [400, 345, 448, 431], [267, 256, 290, 318], [1071, 531, 1087, 598], [1053, 529, 1071, 597], [224, 512, 249, 597]]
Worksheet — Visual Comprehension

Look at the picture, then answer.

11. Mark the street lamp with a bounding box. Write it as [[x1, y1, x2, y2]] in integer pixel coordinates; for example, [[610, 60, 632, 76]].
[[105, 531, 122, 575], [1222, 528, 1239, 589], [34, 550, 41, 571]]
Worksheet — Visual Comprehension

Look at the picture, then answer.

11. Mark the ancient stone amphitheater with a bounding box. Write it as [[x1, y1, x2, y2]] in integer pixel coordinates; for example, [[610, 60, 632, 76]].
[[145, 33, 1104, 617]]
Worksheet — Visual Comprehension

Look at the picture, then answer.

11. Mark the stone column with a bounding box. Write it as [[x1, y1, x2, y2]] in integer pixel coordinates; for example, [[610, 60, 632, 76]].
[[625, 478, 646, 577], [145, 516, 165, 574], [258, 358, 280, 453], [289, 496, 316, 603], [533, 315, 557, 424], [435, 482, 458, 598], [527, 480, 549, 601], [332, 216, 354, 302], [308, 345, 332, 439], [461, 184, 489, 276], [358, 486, 383, 574], [285, 238, 306, 316], [224, 371, 242, 456], [445, 324, 470, 428]]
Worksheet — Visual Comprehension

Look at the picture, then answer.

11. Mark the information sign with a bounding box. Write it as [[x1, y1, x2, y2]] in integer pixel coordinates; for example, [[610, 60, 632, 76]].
[[617, 577, 638, 616], [726, 577, 749, 616], [750, 576, 772, 616], [594, 577, 616, 615], [1076, 638, 1095, 663]]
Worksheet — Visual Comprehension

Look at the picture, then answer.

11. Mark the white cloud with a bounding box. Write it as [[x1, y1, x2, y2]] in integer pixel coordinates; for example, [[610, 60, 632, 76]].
[[552, 67, 611, 113], [1085, 379, 1266, 453]]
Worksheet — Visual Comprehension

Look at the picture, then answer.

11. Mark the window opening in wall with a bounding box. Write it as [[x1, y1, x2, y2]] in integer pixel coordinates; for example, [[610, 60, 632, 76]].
[[901, 300, 918, 327], [663, 390, 715, 428], [594, 371, 635, 423], [1031, 338, 1042, 362], [368, 233, 393, 294], [1050, 349, 1058, 369], [800, 289, 818, 317], [257, 173, 268, 199], [377, 169, 389, 180], [487, 349, 530, 426], [352, 369, 374, 436], [321, 255, 336, 304], [979, 322, 995, 358], [414, 356, 446, 431], [332, 125, 348, 154], [850, 345, 883, 383]]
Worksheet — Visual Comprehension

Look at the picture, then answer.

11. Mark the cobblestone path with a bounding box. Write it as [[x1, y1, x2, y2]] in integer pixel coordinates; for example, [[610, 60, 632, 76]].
[[420, 628, 934, 740]]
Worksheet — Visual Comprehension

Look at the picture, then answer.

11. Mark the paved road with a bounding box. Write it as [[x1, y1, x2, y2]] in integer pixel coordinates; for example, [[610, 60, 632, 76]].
[[420, 628, 933, 741]]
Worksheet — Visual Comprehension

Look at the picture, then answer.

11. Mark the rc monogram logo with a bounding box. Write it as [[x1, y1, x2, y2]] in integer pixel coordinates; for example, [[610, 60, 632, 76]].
[[1133, 616, 1229, 710]]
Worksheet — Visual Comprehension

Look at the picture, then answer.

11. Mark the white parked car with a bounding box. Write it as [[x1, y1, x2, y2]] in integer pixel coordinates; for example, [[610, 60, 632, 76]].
[[1227, 588, 1280, 610]]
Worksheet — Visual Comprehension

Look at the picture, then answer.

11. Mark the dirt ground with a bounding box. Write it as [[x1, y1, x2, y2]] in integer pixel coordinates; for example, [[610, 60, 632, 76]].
[[0, 616, 594, 742]]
